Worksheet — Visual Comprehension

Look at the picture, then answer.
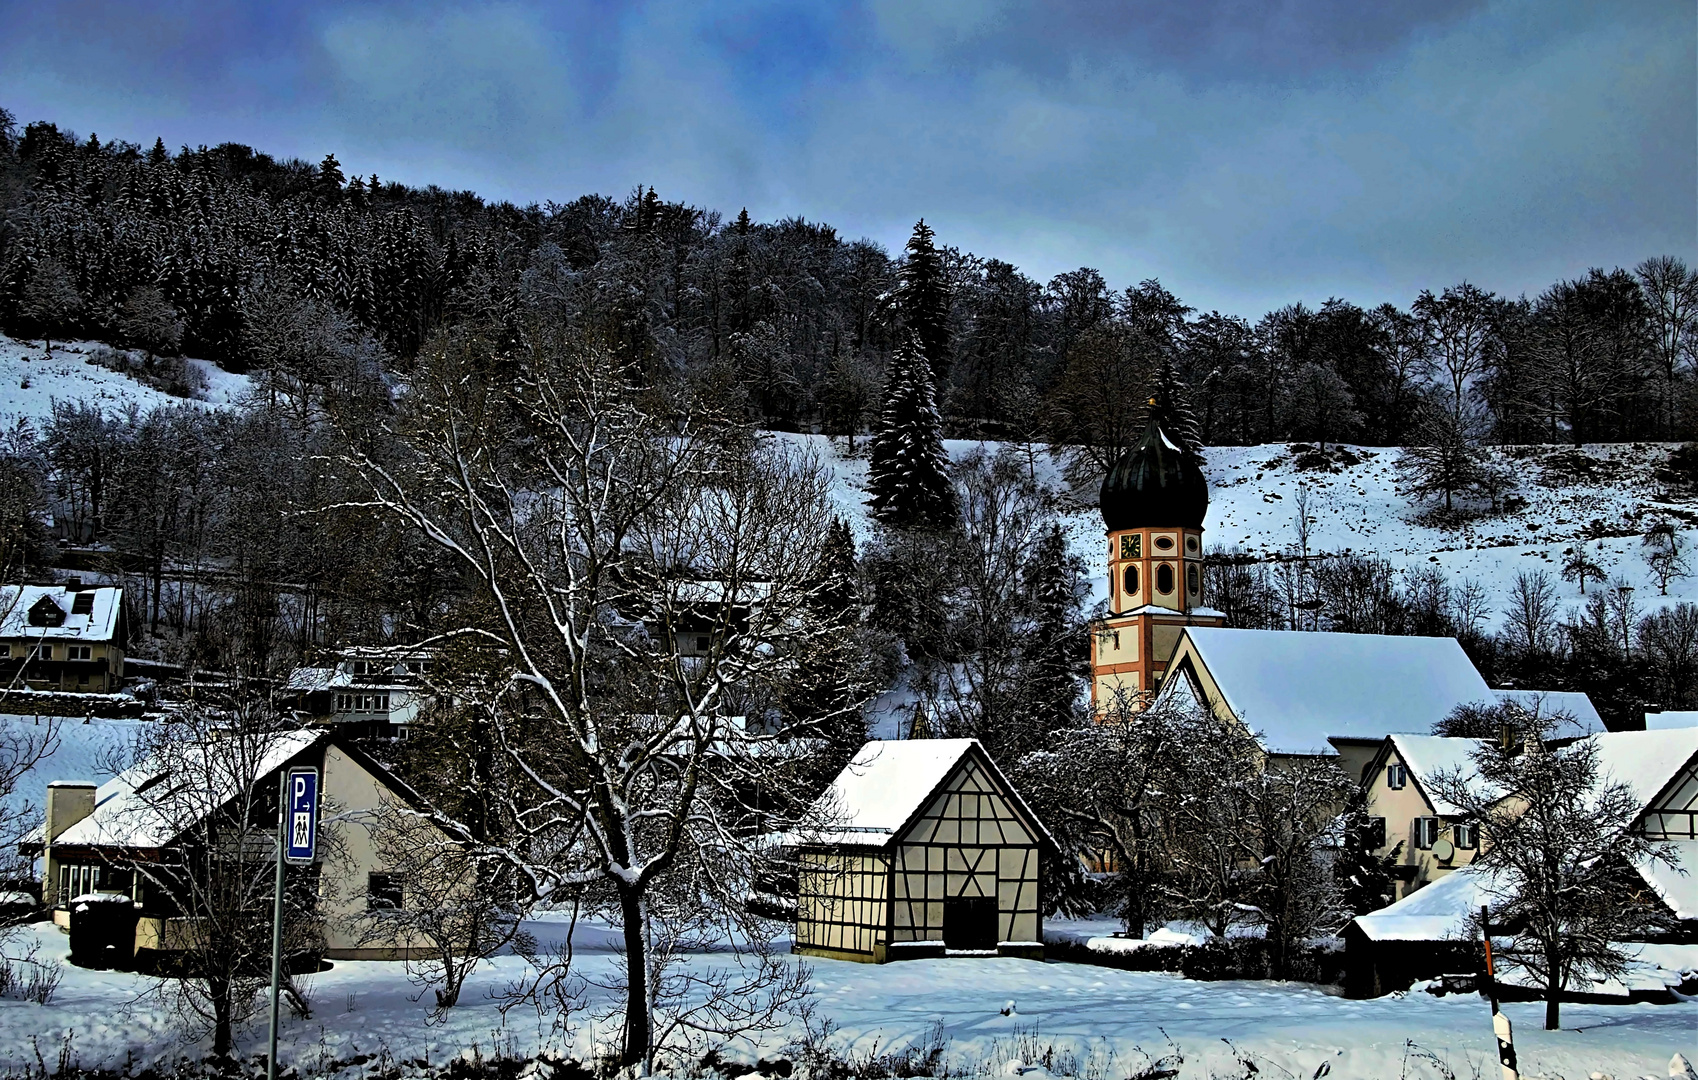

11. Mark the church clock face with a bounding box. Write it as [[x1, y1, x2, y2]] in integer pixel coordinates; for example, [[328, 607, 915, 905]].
[[1119, 534, 1140, 560]]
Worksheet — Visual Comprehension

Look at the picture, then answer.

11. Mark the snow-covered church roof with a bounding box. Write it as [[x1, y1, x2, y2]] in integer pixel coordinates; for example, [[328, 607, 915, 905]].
[[1164, 627, 1495, 754]]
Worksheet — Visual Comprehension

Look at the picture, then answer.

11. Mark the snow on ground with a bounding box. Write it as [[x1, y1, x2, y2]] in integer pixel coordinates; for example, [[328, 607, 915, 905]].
[[0, 335, 251, 430], [779, 433, 1698, 639], [0, 919, 1687, 1079]]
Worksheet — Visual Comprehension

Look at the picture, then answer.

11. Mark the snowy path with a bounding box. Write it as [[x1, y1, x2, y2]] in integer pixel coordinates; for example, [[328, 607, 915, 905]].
[[0, 922, 1688, 1079]]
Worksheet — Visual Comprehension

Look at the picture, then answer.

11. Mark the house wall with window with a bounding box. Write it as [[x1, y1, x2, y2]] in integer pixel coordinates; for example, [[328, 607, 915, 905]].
[[1361, 736, 1484, 898]]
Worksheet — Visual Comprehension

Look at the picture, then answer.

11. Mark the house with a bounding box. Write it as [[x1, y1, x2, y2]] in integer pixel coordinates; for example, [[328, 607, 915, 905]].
[[283, 647, 437, 739], [1358, 734, 1491, 897], [1344, 727, 1698, 996], [1646, 711, 1698, 730], [1154, 626, 1496, 758], [792, 739, 1055, 963], [0, 582, 127, 693], [27, 726, 464, 965]]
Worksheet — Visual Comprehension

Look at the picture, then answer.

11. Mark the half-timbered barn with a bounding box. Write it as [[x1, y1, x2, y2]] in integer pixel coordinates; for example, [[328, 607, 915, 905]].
[[793, 739, 1055, 963]]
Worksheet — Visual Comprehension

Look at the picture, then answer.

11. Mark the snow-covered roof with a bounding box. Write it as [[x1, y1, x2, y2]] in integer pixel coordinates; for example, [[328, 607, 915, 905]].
[[0, 716, 149, 821], [0, 586, 122, 643], [810, 739, 979, 843], [51, 729, 323, 850], [1592, 728, 1698, 813], [1490, 689, 1604, 734], [1646, 711, 1698, 730], [1351, 865, 1493, 942], [1637, 841, 1698, 921], [1168, 627, 1495, 754], [1387, 734, 1492, 817], [801, 738, 1053, 851]]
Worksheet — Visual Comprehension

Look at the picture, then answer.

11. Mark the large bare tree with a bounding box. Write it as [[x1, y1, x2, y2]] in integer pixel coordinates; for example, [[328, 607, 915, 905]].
[[337, 325, 850, 1071]]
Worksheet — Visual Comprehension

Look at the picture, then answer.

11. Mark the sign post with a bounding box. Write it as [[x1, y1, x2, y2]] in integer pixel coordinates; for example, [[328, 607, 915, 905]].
[[1480, 905, 1518, 1080], [267, 767, 318, 1080]]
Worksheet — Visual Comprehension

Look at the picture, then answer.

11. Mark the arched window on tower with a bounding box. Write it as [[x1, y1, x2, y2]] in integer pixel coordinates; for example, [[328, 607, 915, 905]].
[[1187, 564, 1200, 596], [1122, 564, 1139, 598], [1156, 563, 1175, 595]]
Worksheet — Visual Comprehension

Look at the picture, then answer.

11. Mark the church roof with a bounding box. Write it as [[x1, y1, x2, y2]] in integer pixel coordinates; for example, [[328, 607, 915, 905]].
[[1160, 627, 1495, 754], [1099, 420, 1208, 531]]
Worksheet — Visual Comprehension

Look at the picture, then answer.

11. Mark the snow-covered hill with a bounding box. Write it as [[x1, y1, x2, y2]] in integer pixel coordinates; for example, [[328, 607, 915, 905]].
[[784, 433, 1698, 631], [0, 334, 251, 430]]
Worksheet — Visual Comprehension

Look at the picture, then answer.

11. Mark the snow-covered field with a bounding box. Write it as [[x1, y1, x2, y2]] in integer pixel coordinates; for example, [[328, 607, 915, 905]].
[[0, 335, 251, 430], [0, 919, 1688, 1080], [787, 433, 1698, 634]]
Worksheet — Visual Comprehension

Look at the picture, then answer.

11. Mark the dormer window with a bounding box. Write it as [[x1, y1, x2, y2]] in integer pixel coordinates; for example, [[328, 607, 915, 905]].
[[28, 596, 66, 627], [71, 592, 95, 615]]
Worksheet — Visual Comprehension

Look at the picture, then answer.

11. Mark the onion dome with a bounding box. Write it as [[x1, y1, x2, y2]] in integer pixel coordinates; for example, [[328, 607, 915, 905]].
[[1099, 419, 1209, 531]]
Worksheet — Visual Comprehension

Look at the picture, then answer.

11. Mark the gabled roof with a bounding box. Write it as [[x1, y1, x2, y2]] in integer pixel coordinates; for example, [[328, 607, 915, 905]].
[[1593, 728, 1698, 814], [802, 738, 1055, 852], [1164, 627, 1495, 754], [51, 729, 324, 850], [1351, 863, 1494, 942], [1382, 734, 1495, 817], [0, 586, 123, 643], [1490, 689, 1604, 734]]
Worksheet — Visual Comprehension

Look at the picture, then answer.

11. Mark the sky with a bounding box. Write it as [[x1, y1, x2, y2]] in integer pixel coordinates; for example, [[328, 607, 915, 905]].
[[1, 0, 1692, 318]]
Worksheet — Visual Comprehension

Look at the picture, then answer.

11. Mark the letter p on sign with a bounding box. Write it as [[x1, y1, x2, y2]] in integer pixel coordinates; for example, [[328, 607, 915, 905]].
[[284, 767, 319, 864]]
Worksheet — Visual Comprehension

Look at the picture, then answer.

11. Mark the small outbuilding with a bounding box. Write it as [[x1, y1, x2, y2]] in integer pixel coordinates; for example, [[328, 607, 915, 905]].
[[793, 739, 1055, 963]]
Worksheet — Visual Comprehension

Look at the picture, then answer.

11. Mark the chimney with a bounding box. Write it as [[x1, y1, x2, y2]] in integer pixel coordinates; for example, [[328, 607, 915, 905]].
[[43, 782, 96, 907], [64, 576, 82, 591]]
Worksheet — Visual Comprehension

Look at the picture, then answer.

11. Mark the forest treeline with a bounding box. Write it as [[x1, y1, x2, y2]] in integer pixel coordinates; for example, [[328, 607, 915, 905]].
[[2, 108, 1695, 454]]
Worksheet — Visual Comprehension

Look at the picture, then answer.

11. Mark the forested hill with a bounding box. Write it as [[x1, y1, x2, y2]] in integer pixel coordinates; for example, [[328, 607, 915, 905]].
[[1, 107, 1694, 452]]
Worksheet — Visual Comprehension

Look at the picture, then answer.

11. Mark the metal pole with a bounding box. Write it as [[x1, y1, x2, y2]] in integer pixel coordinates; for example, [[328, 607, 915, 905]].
[[266, 773, 287, 1080], [1481, 905, 1518, 1080]]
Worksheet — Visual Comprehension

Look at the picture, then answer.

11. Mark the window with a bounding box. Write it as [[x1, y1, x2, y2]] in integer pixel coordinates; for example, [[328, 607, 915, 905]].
[[1186, 564, 1200, 595], [1155, 564, 1175, 594], [1413, 817, 1440, 850], [1185, 535, 1199, 554], [336, 692, 391, 713], [1386, 762, 1407, 789], [1453, 822, 1478, 850], [1122, 565, 1139, 596], [367, 873, 404, 911], [66, 645, 92, 661], [696, 636, 710, 652], [35, 644, 52, 661], [71, 592, 95, 615], [349, 660, 371, 676], [0, 645, 8, 659]]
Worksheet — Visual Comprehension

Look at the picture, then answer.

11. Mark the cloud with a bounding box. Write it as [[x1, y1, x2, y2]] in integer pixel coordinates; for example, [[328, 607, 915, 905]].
[[0, 0, 1689, 317]]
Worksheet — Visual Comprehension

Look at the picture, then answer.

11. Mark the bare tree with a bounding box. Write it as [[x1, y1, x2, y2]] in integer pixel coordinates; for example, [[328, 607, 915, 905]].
[[336, 325, 850, 1071], [1427, 726, 1679, 1030], [104, 703, 330, 1059], [1635, 257, 1698, 437], [1642, 521, 1690, 595], [1504, 570, 1560, 661], [1413, 282, 1499, 426]]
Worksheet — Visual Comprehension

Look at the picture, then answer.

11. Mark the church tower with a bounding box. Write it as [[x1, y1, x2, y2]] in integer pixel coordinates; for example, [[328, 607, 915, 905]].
[[1089, 417, 1223, 710]]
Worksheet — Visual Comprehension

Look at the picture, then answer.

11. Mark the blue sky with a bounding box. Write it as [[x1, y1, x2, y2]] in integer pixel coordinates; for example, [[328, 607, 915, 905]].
[[2, 0, 1691, 317]]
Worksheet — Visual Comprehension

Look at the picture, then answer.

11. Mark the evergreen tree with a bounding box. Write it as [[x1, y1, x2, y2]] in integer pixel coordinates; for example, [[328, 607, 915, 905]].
[[896, 219, 951, 383], [782, 518, 871, 754], [1022, 522, 1086, 737], [1336, 786, 1402, 916], [316, 152, 344, 202], [868, 336, 957, 529], [1139, 356, 1206, 456]]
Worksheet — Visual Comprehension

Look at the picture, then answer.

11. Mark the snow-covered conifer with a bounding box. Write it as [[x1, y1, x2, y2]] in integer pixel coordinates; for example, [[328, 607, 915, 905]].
[[868, 335, 957, 529]]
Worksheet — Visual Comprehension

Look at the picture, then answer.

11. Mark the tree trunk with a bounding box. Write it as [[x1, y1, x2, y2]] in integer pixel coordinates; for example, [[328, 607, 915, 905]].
[[619, 885, 651, 1071], [211, 974, 234, 1058], [1544, 950, 1561, 1030]]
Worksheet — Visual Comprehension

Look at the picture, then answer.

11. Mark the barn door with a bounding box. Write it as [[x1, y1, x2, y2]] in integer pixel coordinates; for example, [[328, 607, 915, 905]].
[[943, 897, 998, 950]]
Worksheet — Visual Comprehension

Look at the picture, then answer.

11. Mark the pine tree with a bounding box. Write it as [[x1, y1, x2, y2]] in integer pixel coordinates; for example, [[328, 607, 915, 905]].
[[1336, 786, 1402, 916], [1139, 356, 1206, 456], [868, 336, 957, 529], [896, 219, 950, 383], [782, 518, 871, 753], [316, 153, 344, 202], [1022, 523, 1085, 738]]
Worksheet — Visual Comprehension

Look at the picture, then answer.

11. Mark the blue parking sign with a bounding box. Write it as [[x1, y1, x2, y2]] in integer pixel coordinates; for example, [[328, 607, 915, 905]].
[[283, 767, 318, 864]]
